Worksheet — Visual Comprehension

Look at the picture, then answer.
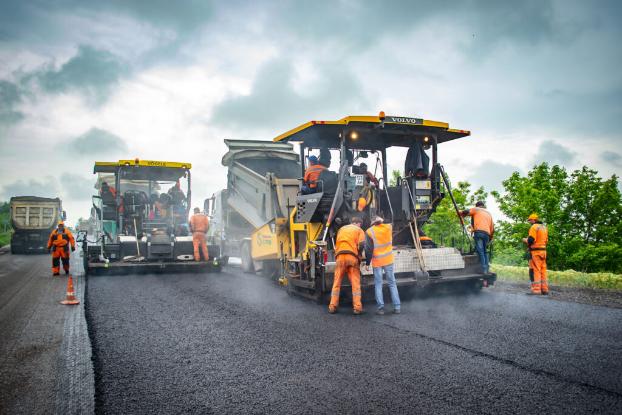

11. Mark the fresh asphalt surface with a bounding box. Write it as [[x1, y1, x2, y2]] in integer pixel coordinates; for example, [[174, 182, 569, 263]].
[[87, 267, 622, 414]]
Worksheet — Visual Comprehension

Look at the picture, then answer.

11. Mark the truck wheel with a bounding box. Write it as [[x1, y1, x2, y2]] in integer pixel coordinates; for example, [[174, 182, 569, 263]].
[[241, 243, 254, 274]]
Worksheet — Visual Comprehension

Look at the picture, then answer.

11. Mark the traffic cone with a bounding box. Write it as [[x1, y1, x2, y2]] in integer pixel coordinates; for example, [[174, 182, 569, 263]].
[[60, 275, 80, 305]]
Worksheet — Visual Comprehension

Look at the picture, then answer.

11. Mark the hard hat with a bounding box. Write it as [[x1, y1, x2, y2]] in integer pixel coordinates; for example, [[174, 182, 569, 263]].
[[194, 207, 200, 213], [371, 216, 384, 225], [475, 201, 485, 207], [308, 155, 318, 163], [528, 213, 539, 221]]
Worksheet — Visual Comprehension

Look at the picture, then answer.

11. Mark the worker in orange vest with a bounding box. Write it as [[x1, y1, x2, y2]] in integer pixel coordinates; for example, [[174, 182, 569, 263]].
[[460, 201, 494, 274], [47, 221, 75, 276], [365, 216, 401, 315], [189, 207, 209, 262], [302, 155, 327, 194], [329, 216, 366, 315], [523, 213, 549, 295]]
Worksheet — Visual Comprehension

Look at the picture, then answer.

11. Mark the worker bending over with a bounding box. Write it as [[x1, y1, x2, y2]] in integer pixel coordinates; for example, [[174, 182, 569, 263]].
[[523, 213, 549, 295], [365, 216, 401, 315], [47, 221, 75, 276], [329, 216, 366, 315], [460, 201, 494, 274], [189, 207, 209, 262], [302, 155, 327, 194]]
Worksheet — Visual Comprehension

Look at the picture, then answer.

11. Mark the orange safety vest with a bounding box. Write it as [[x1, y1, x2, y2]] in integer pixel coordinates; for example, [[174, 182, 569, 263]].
[[189, 214, 209, 233], [47, 229, 75, 250], [528, 223, 548, 250], [304, 164, 327, 188], [366, 223, 394, 267], [469, 207, 494, 237], [335, 224, 365, 258]]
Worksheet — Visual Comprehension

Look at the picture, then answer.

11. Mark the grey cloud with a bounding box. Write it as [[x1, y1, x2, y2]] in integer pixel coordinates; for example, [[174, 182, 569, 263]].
[[0, 80, 24, 128], [532, 140, 577, 167], [33, 45, 129, 104], [60, 173, 94, 200], [211, 58, 366, 131], [468, 160, 521, 192], [601, 151, 622, 168], [0, 176, 60, 200], [70, 128, 128, 155], [268, 0, 575, 52]]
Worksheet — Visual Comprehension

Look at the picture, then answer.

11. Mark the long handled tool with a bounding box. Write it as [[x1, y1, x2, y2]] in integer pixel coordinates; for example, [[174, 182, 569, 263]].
[[402, 179, 427, 273], [439, 165, 471, 245]]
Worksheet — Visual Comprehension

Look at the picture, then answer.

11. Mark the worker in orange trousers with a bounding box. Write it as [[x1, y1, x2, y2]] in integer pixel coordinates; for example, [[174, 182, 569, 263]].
[[523, 213, 549, 295], [47, 221, 75, 276], [189, 207, 209, 262], [329, 216, 366, 315]]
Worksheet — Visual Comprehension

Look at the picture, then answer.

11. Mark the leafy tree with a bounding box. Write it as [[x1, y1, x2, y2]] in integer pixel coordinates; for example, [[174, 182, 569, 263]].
[[389, 169, 401, 187], [423, 179, 487, 251], [492, 163, 622, 273]]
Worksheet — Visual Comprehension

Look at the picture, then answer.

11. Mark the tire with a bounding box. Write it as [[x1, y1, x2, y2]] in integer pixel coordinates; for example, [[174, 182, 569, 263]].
[[240, 242, 254, 274]]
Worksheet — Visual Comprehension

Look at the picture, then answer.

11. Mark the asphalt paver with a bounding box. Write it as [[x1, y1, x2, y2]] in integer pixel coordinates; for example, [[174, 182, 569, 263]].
[[87, 269, 622, 414]]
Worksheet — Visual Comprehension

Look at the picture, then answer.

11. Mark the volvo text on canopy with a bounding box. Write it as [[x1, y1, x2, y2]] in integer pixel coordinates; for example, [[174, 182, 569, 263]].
[[273, 113, 496, 301], [81, 159, 221, 275]]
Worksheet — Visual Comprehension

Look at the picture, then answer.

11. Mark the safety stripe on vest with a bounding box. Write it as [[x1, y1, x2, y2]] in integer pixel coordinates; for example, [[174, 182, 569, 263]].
[[374, 251, 393, 259], [370, 228, 390, 247]]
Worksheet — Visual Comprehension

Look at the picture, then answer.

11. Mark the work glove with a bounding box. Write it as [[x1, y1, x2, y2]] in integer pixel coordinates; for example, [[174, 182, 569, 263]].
[[47, 248, 51, 253], [71, 246, 75, 252]]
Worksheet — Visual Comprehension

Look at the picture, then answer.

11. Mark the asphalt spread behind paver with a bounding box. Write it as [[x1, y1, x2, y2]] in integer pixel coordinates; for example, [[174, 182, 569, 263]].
[[87, 269, 622, 414]]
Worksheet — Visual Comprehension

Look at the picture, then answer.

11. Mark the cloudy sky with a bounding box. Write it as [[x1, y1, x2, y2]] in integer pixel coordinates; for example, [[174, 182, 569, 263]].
[[1, 0, 621, 223]]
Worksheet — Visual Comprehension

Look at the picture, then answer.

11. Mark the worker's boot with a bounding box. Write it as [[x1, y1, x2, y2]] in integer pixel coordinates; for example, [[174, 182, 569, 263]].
[[393, 308, 401, 314], [53, 272, 60, 276], [375, 308, 385, 315], [541, 291, 549, 296], [328, 307, 337, 314], [353, 309, 364, 315]]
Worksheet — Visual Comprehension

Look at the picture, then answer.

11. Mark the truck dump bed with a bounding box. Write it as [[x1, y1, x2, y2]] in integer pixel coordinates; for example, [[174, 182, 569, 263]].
[[210, 140, 301, 269], [10, 196, 62, 254], [222, 140, 300, 227], [10, 196, 61, 230]]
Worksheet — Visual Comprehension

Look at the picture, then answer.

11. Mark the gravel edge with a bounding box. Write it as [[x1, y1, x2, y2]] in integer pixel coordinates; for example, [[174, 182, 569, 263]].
[[54, 273, 95, 415], [492, 279, 622, 309]]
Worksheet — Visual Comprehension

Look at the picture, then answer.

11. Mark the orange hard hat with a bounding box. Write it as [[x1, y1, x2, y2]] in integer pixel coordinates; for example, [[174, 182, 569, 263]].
[[528, 213, 539, 221]]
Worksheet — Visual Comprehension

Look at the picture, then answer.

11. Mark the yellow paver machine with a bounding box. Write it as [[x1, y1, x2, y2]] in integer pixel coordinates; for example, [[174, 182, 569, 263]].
[[270, 113, 496, 301], [81, 159, 221, 275]]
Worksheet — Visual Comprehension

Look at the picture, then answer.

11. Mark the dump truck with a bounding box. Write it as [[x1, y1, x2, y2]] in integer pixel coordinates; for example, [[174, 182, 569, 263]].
[[10, 196, 65, 254], [271, 113, 496, 301], [206, 140, 300, 276], [82, 159, 221, 275]]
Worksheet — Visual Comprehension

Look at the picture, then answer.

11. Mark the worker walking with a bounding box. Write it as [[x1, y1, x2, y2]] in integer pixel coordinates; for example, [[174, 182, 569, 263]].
[[302, 155, 327, 194], [460, 201, 494, 274], [365, 216, 401, 315], [189, 207, 209, 262], [47, 221, 75, 276], [329, 216, 366, 315], [523, 213, 549, 295]]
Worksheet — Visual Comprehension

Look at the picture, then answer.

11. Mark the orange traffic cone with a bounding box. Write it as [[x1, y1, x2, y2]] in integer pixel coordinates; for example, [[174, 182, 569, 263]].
[[60, 275, 80, 305]]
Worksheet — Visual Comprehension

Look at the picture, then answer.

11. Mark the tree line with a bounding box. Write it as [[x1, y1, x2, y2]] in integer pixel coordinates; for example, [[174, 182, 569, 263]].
[[414, 163, 621, 273]]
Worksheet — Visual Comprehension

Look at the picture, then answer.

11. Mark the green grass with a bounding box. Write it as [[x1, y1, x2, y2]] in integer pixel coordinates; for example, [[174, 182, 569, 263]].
[[491, 263, 622, 291], [0, 232, 10, 247]]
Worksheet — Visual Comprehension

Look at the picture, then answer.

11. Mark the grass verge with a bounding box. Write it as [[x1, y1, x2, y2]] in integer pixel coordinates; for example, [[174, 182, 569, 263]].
[[491, 263, 622, 291], [0, 232, 10, 247]]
